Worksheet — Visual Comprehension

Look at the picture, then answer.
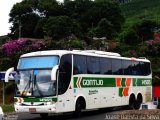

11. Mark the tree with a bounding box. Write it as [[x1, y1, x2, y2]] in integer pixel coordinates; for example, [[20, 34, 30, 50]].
[[119, 20, 159, 45], [45, 16, 82, 39], [9, 0, 41, 38], [94, 18, 115, 39], [120, 29, 140, 45], [86, 0, 124, 31], [34, 18, 47, 38], [63, 0, 93, 32], [37, 0, 64, 18], [133, 20, 158, 41], [8, 0, 124, 40]]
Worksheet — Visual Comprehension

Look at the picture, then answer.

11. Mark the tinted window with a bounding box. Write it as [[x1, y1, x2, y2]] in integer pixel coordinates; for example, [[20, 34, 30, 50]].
[[123, 60, 132, 75], [100, 58, 112, 74], [112, 59, 123, 75], [73, 55, 87, 74], [58, 54, 72, 95], [139, 62, 151, 75], [132, 61, 151, 76], [87, 57, 100, 74], [73, 55, 151, 76]]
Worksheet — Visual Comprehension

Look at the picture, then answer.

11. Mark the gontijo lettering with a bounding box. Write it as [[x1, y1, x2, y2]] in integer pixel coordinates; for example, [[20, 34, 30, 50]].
[[83, 79, 103, 86]]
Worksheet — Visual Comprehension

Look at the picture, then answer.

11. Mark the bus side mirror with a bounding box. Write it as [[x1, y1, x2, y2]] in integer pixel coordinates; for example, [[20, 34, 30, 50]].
[[51, 65, 59, 81], [5, 67, 14, 82]]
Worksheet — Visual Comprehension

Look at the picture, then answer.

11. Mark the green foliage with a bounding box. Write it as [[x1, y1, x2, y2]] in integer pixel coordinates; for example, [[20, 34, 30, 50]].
[[45, 16, 72, 39], [8, 0, 124, 40], [119, 28, 140, 45], [21, 14, 40, 38], [119, 19, 159, 45], [0, 36, 10, 46], [0, 58, 12, 71], [1, 104, 14, 113], [138, 45, 148, 56], [88, 28, 97, 38], [34, 18, 46, 38], [45, 16, 82, 39], [38, 0, 64, 17], [133, 20, 158, 41], [5, 83, 14, 95], [44, 40, 57, 50], [68, 39, 83, 49], [9, 0, 41, 38], [90, 18, 115, 39], [121, 0, 160, 28], [86, 0, 125, 40], [53, 39, 83, 50]]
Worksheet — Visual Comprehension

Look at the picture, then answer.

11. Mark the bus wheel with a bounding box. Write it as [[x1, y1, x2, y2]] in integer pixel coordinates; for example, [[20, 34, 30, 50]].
[[135, 94, 143, 110], [40, 113, 48, 118], [129, 94, 136, 110], [74, 99, 82, 117]]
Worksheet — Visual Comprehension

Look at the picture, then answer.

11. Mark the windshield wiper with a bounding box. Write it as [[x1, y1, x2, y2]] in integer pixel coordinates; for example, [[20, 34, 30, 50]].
[[21, 74, 32, 97], [34, 75, 44, 97]]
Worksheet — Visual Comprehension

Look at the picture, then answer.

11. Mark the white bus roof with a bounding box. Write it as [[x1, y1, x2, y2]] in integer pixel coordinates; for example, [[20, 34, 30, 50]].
[[21, 50, 150, 62]]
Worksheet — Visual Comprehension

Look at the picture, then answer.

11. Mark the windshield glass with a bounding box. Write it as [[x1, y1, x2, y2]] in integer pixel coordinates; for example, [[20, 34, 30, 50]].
[[15, 70, 57, 97], [16, 71, 32, 96], [15, 56, 58, 97]]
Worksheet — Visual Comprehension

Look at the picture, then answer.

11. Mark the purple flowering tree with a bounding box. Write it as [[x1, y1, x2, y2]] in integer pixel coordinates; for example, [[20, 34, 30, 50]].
[[2, 38, 46, 57]]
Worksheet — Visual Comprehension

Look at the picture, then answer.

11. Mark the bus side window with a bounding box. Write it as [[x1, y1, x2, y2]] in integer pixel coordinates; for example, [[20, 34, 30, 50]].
[[135, 62, 142, 75], [132, 64, 137, 75], [100, 58, 112, 75], [123, 60, 132, 75], [73, 55, 87, 75], [87, 57, 100, 74], [112, 59, 122, 75]]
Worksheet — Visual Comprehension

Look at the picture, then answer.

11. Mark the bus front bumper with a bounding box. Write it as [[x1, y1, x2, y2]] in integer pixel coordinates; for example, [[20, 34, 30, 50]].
[[15, 104, 57, 113]]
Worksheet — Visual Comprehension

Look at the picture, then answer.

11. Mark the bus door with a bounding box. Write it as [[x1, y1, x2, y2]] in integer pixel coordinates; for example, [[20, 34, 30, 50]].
[[56, 54, 74, 112]]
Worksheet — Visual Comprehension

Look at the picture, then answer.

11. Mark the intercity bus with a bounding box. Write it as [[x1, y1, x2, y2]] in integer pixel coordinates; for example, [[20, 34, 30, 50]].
[[5, 50, 152, 117]]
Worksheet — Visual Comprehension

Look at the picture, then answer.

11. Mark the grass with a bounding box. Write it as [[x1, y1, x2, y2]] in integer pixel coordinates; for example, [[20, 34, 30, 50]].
[[121, 0, 160, 28], [0, 104, 14, 113]]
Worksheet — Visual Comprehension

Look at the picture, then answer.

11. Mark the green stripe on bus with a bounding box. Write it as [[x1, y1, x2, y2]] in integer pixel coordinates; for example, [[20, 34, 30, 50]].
[[133, 78, 137, 86], [74, 77, 116, 88], [74, 77, 152, 88], [133, 78, 152, 86], [14, 97, 58, 102], [119, 88, 123, 97], [121, 78, 126, 87]]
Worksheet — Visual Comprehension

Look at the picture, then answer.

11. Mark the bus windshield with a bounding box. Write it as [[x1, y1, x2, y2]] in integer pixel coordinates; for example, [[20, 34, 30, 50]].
[[15, 56, 59, 97]]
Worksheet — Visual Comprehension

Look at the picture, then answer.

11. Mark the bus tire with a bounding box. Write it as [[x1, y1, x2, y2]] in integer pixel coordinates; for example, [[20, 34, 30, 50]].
[[129, 94, 136, 110], [74, 98, 85, 117], [135, 94, 143, 110], [40, 113, 48, 118], [74, 99, 82, 117]]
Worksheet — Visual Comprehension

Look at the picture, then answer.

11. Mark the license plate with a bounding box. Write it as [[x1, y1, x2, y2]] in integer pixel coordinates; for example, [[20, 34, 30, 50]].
[[29, 108, 36, 112]]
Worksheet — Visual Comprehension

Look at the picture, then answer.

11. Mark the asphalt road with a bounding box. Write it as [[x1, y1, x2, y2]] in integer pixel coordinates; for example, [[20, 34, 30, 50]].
[[15, 107, 122, 120]]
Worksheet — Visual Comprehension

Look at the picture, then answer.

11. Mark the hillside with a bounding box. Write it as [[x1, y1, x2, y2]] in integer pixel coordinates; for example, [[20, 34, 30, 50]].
[[121, 0, 160, 27]]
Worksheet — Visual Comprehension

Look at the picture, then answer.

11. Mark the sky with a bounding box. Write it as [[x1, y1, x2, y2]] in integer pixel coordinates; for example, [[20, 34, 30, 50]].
[[0, 0, 63, 36]]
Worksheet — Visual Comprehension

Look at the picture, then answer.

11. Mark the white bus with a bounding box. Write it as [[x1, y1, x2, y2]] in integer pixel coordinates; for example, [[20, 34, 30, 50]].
[[5, 50, 152, 117]]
